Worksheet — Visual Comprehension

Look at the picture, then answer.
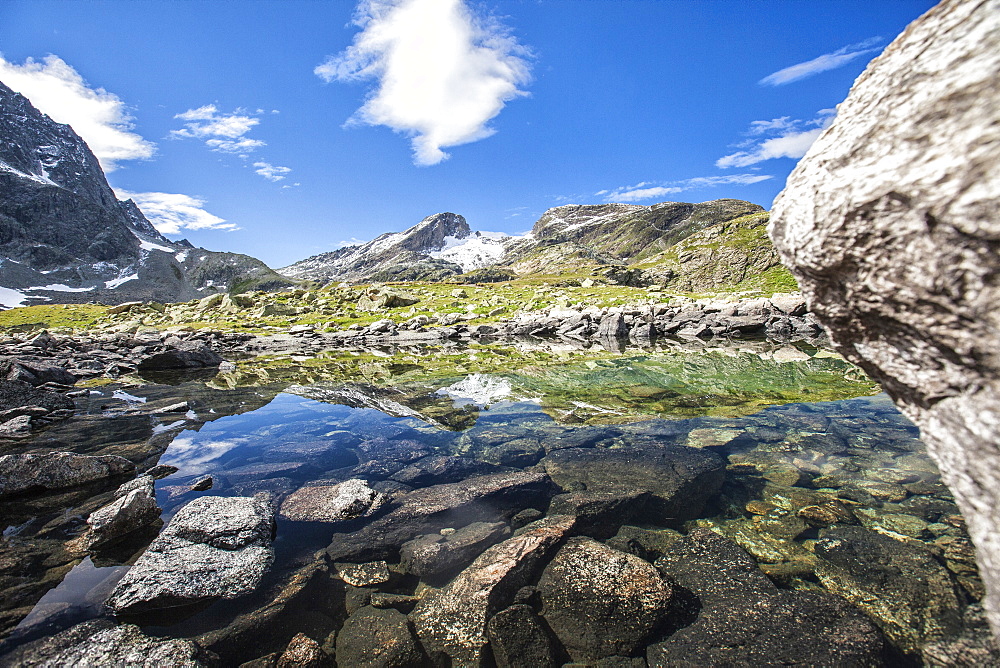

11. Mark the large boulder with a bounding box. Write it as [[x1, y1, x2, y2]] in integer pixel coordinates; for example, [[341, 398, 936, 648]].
[[106, 495, 275, 615], [768, 0, 1000, 634], [410, 515, 576, 665], [648, 529, 886, 665], [538, 537, 673, 661], [813, 526, 964, 654], [336, 606, 424, 668], [137, 341, 223, 370], [0, 619, 205, 666], [0, 451, 134, 499]]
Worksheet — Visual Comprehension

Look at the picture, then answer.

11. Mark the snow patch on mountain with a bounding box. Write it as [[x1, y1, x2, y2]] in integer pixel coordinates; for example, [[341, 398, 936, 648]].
[[429, 231, 518, 271], [25, 284, 95, 293], [105, 273, 139, 289]]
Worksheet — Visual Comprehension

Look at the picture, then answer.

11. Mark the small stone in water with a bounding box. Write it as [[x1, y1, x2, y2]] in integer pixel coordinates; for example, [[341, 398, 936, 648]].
[[336, 561, 390, 587]]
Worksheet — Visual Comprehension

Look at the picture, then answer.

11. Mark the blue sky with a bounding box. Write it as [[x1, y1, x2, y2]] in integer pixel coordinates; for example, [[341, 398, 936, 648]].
[[0, 0, 935, 268]]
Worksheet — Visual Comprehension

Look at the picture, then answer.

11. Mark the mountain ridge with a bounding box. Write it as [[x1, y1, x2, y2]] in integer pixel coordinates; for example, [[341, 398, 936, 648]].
[[0, 80, 294, 306]]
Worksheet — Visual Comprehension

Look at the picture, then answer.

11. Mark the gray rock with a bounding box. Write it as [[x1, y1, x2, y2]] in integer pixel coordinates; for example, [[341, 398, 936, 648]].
[[0, 619, 205, 667], [0, 451, 135, 499], [487, 604, 560, 668], [106, 495, 275, 615], [0, 357, 76, 386], [649, 529, 886, 666], [82, 475, 161, 548], [137, 341, 223, 370], [399, 521, 511, 579], [768, 0, 1000, 635], [539, 537, 672, 662], [597, 312, 628, 339], [0, 379, 74, 414], [279, 479, 389, 523], [411, 515, 576, 665], [336, 606, 424, 668], [813, 525, 964, 654]]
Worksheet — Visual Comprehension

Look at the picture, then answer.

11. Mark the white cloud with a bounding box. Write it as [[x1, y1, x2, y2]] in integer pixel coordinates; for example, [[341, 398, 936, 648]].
[[116, 190, 237, 234], [171, 105, 265, 153], [599, 174, 774, 203], [716, 112, 835, 169], [759, 38, 883, 86], [316, 0, 531, 166], [0, 54, 155, 172], [253, 161, 292, 182]]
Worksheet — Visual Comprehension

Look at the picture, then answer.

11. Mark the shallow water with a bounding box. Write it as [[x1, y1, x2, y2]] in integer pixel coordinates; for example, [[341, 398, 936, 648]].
[[0, 340, 983, 662]]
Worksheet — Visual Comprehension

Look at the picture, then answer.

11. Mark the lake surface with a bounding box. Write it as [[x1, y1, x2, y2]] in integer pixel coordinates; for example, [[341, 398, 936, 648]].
[[0, 339, 984, 663]]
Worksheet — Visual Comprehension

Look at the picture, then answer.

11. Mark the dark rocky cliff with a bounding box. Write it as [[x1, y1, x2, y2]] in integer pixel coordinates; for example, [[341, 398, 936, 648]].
[[0, 80, 293, 305]]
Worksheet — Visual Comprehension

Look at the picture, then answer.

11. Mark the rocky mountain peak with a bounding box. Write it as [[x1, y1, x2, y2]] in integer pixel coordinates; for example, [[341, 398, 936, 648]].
[[0, 79, 292, 305], [402, 212, 471, 253]]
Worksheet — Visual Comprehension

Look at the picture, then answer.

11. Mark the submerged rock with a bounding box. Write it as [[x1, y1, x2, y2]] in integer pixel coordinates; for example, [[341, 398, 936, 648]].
[[411, 514, 576, 665], [768, 0, 1000, 634], [649, 529, 885, 665], [106, 495, 275, 615], [326, 470, 551, 562], [541, 445, 725, 524], [279, 478, 389, 523], [399, 521, 511, 579], [0, 451, 135, 499], [487, 604, 560, 668], [814, 525, 964, 654], [538, 537, 673, 661], [337, 606, 424, 668]]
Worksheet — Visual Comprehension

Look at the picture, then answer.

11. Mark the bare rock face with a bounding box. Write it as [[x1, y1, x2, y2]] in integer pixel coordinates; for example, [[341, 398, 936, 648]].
[[768, 0, 1000, 635]]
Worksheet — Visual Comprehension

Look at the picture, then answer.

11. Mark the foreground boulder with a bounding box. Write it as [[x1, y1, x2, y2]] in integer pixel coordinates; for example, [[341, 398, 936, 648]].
[[0, 619, 205, 666], [336, 606, 424, 668], [411, 515, 576, 665], [538, 537, 673, 661], [106, 495, 275, 615], [648, 529, 886, 665], [813, 526, 964, 654], [768, 0, 1000, 634], [0, 451, 134, 499]]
